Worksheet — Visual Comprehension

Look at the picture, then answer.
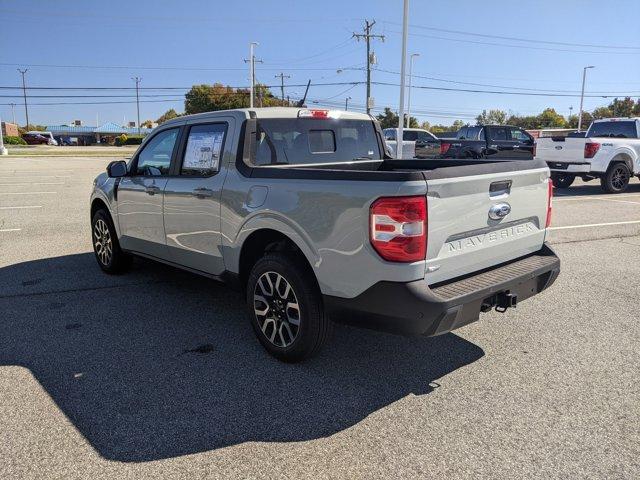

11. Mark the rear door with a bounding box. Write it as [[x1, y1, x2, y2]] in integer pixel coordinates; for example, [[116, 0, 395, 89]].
[[117, 126, 182, 259], [423, 163, 550, 284], [163, 118, 234, 275]]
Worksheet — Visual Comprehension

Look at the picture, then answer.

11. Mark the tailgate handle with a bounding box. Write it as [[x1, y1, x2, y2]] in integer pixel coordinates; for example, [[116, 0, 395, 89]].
[[489, 180, 512, 196]]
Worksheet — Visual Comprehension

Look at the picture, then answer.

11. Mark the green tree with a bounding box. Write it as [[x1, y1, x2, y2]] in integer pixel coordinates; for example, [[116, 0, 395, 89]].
[[567, 111, 593, 129], [476, 109, 507, 125], [140, 119, 154, 128], [607, 97, 636, 117], [536, 108, 566, 128], [592, 106, 613, 120], [184, 83, 286, 114], [375, 108, 418, 129], [156, 108, 180, 124]]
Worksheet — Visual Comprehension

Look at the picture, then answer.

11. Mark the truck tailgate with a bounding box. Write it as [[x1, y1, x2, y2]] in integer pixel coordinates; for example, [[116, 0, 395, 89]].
[[535, 137, 585, 163], [424, 163, 550, 285]]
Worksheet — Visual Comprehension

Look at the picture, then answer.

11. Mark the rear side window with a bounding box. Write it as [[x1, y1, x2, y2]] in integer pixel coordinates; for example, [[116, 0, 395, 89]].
[[383, 129, 396, 140], [180, 123, 227, 176], [510, 128, 532, 142], [403, 130, 418, 141], [488, 127, 508, 141], [587, 121, 638, 138], [253, 119, 381, 166]]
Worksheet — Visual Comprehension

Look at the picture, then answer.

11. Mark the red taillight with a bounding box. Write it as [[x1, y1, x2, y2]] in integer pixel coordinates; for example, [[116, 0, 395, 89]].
[[545, 179, 553, 228], [533, 142, 537, 157], [440, 142, 451, 155], [370, 196, 427, 262], [584, 142, 600, 159]]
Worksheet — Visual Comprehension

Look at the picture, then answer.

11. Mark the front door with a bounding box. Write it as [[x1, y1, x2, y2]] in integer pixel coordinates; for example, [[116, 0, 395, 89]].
[[508, 127, 535, 159], [485, 126, 515, 160], [163, 120, 233, 275], [414, 130, 440, 159], [117, 127, 181, 259]]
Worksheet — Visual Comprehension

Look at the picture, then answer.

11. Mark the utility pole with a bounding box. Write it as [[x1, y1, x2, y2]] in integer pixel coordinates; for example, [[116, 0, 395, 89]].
[[10, 103, 16, 125], [17, 69, 29, 128], [274, 72, 290, 103], [244, 42, 262, 108], [353, 20, 385, 115], [578, 66, 594, 132], [132, 76, 141, 134], [407, 53, 420, 128], [0, 115, 7, 155], [396, 0, 409, 159], [569, 106, 573, 123], [345, 96, 351, 111]]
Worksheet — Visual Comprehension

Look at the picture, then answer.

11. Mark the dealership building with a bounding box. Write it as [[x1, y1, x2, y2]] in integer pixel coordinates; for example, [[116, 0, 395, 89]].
[[45, 122, 153, 145]]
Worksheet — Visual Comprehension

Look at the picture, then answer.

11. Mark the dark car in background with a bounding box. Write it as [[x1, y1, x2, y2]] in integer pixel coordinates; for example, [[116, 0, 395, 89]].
[[440, 125, 536, 160], [22, 133, 50, 145]]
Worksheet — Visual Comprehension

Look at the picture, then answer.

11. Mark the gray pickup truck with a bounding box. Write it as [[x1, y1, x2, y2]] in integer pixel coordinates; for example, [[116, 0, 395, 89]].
[[90, 107, 559, 361]]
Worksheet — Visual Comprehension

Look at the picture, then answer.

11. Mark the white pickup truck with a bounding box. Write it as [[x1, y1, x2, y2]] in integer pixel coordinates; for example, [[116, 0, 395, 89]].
[[535, 118, 640, 193], [383, 128, 441, 159]]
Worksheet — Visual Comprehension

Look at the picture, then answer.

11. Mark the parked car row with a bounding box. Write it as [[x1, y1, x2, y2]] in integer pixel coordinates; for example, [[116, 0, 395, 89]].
[[22, 131, 58, 146], [383, 125, 536, 161]]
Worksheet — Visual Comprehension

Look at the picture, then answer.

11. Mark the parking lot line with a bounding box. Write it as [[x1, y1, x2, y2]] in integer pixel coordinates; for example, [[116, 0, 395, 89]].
[[0, 182, 65, 186], [0, 191, 57, 195], [549, 220, 640, 231], [0, 228, 21, 232], [555, 193, 640, 201], [576, 197, 640, 205], [0, 205, 42, 210]]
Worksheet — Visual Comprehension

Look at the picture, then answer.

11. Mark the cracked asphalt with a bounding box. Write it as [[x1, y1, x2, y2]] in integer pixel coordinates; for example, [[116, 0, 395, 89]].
[[0, 158, 638, 479]]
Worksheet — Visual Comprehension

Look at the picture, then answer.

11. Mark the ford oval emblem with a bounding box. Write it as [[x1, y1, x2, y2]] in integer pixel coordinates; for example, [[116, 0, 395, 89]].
[[555, 145, 563, 150], [489, 202, 511, 220]]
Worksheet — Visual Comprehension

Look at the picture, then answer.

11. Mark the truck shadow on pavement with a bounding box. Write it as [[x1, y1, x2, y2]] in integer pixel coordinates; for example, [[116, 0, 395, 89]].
[[554, 179, 640, 197], [0, 253, 484, 462]]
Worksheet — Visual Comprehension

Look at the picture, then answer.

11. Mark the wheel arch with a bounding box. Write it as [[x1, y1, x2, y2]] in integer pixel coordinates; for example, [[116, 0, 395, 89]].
[[610, 152, 634, 173], [237, 228, 317, 291]]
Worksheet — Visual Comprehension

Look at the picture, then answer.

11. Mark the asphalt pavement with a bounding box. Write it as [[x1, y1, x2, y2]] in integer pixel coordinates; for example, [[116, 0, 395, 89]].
[[0, 158, 638, 479]]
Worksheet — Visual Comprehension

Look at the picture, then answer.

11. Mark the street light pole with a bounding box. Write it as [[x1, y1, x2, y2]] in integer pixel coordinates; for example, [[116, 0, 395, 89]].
[[396, 0, 409, 159], [10, 103, 16, 125], [17, 69, 29, 128], [578, 66, 594, 132], [569, 106, 573, 123], [406, 53, 420, 128], [345, 96, 351, 111]]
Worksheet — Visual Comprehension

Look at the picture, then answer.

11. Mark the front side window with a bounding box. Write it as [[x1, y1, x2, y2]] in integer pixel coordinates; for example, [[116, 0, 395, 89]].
[[510, 128, 532, 142], [181, 123, 227, 176], [134, 128, 179, 176], [587, 121, 638, 138], [383, 129, 396, 141]]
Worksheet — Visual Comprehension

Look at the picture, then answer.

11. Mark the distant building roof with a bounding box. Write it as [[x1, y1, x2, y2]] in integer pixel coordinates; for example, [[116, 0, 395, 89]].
[[46, 123, 153, 136]]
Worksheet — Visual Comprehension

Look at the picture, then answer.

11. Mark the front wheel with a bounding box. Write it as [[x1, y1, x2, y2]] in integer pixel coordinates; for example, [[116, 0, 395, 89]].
[[246, 253, 330, 362], [551, 173, 575, 189], [601, 163, 631, 193], [91, 209, 131, 274]]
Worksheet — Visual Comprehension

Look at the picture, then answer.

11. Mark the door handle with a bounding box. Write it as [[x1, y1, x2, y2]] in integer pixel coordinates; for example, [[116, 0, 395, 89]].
[[145, 185, 160, 195], [192, 187, 214, 199]]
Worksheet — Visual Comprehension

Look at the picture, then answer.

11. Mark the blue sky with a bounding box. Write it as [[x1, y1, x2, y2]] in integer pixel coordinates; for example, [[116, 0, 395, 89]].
[[1, 0, 639, 127]]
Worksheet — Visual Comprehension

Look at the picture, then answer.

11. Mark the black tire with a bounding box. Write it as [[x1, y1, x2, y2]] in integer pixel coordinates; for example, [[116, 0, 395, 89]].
[[551, 173, 575, 189], [600, 162, 631, 193], [91, 209, 132, 274], [246, 252, 330, 362]]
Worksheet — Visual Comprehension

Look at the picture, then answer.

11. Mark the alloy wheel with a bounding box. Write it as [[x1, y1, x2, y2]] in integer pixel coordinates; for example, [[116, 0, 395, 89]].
[[253, 271, 301, 348], [611, 166, 629, 191], [93, 218, 113, 266]]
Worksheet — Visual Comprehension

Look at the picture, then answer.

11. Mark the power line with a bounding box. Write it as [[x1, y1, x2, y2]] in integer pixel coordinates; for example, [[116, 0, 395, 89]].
[[385, 30, 640, 55], [382, 20, 640, 51], [0, 62, 354, 72]]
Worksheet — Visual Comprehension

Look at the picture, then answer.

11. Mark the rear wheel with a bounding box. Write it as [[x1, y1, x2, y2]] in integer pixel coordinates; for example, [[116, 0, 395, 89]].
[[551, 173, 575, 189], [246, 253, 330, 362], [601, 162, 631, 193], [91, 209, 131, 274]]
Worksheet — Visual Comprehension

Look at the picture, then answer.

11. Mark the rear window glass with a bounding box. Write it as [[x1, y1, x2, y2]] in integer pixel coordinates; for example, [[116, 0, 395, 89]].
[[253, 119, 381, 166], [308, 130, 336, 153], [587, 121, 638, 138]]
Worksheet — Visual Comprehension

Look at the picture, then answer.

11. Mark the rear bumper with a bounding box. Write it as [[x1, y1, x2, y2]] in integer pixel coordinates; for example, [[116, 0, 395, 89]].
[[546, 161, 591, 174], [324, 244, 560, 336]]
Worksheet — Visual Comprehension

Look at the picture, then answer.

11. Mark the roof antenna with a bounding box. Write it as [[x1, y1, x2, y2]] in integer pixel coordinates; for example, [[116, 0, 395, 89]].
[[296, 80, 311, 107]]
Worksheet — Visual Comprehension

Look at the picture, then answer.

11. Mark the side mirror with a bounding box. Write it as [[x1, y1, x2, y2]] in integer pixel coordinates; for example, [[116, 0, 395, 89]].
[[107, 160, 127, 178]]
